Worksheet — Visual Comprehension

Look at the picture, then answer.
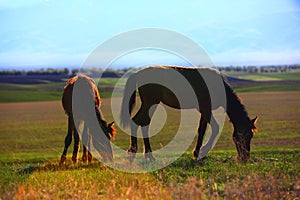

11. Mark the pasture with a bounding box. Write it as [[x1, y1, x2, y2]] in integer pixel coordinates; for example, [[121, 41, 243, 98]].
[[0, 73, 300, 199]]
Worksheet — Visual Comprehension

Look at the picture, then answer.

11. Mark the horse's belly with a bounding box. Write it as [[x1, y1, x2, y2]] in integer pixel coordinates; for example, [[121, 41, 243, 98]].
[[161, 89, 210, 110]]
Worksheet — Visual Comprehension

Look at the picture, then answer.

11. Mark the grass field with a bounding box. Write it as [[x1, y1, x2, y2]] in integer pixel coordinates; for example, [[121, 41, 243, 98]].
[[0, 78, 123, 103], [0, 88, 300, 199], [0, 72, 300, 199], [225, 71, 300, 81], [1, 72, 300, 103]]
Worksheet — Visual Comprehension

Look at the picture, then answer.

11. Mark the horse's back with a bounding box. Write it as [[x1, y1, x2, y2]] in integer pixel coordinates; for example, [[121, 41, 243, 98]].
[[135, 66, 215, 109], [62, 81, 73, 116], [62, 74, 101, 116]]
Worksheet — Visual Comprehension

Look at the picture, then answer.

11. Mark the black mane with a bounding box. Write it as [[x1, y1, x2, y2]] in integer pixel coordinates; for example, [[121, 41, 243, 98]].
[[222, 77, 252, 130]]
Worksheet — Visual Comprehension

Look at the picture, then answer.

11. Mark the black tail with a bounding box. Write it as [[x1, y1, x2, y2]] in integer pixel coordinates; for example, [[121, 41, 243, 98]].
[[120, 73, 137, 128]]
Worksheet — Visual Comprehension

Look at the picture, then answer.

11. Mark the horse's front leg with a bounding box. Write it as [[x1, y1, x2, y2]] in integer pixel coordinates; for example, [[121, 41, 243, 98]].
[[198, 116, 219, 158], [127, 121, 138, 162], [82, 125, 88, 163], [87, 127, 93, 162], [82, 146, 93, 163], [193, 115, 208, 159], [82, 126, 93, 163]]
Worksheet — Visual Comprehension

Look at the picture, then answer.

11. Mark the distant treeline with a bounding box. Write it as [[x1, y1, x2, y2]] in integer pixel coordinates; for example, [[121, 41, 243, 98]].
[[217, 64, 300, 73], [0, 68, 70, 76], [0, 65, 299, 77], [0, 67, 131, 77]]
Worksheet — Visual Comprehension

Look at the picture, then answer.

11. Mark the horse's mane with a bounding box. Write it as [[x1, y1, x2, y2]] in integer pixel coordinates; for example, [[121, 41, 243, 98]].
[[222, 76, 252, 129]]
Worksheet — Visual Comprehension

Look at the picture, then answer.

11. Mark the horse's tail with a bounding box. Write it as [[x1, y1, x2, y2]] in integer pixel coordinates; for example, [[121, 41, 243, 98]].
[[120, 73, 137, 128]]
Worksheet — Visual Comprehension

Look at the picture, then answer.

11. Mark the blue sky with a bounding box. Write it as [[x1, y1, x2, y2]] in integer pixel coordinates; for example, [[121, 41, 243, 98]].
[[0, 0, 299, 69]]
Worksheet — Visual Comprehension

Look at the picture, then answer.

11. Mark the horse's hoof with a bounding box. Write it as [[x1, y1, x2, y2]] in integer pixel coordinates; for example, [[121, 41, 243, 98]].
[[127, 146, 137, 163], [199, 156, 207, 161], [72, 154, 78, 163], [82, 155, 88, 163], [88, 153, 93, 163], [198, 146, 211, 159], [59, 155, 67, 164], [145, 152, 156, 162], [127, 146, 137, 153], [127, 151, 136, 163], [193, 150, 199, 159]]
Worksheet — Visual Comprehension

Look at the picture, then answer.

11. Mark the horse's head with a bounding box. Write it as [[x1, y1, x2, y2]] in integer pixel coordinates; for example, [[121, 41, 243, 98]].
[[103, 121, 116, 140], [233, 116, 258, 161], [99, 121, 116, 162]]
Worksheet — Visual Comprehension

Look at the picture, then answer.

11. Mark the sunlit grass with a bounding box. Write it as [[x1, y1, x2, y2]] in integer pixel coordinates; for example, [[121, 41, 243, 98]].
[[3, 150, 299, 199], [0, 87, 300, 198], [226, 72, 300, 81]]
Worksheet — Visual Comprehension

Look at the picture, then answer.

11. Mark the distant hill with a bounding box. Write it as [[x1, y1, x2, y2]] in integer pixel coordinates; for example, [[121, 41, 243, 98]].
[[0, 75, 70, 84]]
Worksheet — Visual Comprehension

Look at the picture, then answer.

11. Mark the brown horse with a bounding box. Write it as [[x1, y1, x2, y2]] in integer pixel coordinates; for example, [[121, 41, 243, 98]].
[[120, 66, 258, 161], [60, 74, 116, 164]]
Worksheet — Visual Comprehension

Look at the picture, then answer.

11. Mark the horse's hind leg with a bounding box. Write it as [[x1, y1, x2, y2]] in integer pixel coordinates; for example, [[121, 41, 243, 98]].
[[82, 125, 89, 163], [82, 145, 88, 163], [72, 120, 80, 163], [193, 115, 208, 159], [127, 102, 156, 161], [60, 116, 73, 164], [88, 150, 93, 163]]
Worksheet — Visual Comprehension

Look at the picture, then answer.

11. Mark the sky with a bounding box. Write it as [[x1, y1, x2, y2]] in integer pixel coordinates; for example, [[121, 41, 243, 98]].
[[0, 0, 300, 69]]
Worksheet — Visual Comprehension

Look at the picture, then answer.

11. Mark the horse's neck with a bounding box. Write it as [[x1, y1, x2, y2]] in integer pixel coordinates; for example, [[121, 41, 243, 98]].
[[227, 105, 250, 131], [225, 83, 251, 130]]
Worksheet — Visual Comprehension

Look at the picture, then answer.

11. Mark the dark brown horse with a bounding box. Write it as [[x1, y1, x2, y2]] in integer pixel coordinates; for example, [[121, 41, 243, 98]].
[[120, 66, 258, 161], [60, 74, 116, 164]]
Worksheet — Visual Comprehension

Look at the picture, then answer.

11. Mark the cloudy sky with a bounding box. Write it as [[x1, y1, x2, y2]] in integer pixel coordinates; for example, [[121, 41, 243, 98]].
[[0, 0, 299, 69]]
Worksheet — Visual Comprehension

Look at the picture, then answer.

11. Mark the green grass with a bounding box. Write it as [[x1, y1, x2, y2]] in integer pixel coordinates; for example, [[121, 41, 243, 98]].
[[226, 72, 300, 81], [0, 73, 299, 198], [2, 150, 299, 199], [153, 149, 300, 183], [1, 72, 300, 103], [234, 82, 300, 93], [1, 82, 299, 103], [0, 78, 125, 102], [0, 90, 63, 103], [0, 82, 65, 90], [96, 77, 126, 87], [1, 91, 300, 198]]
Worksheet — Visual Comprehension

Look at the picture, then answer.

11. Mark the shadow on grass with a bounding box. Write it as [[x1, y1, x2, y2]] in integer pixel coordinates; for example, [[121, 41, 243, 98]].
[[18, 165, 40, 176], [39, 159, 107, 172]]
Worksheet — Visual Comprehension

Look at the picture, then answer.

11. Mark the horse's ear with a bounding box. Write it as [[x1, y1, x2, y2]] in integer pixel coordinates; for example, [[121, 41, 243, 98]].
[[108, 121, 116, 139], [251, 116, 258, 132], [108, 121, 114, 127]]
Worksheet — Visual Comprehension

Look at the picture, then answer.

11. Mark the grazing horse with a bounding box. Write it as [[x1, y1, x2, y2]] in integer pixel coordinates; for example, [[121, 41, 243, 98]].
[[60, 74, 116, 164], [120, 66, 258, 161]]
